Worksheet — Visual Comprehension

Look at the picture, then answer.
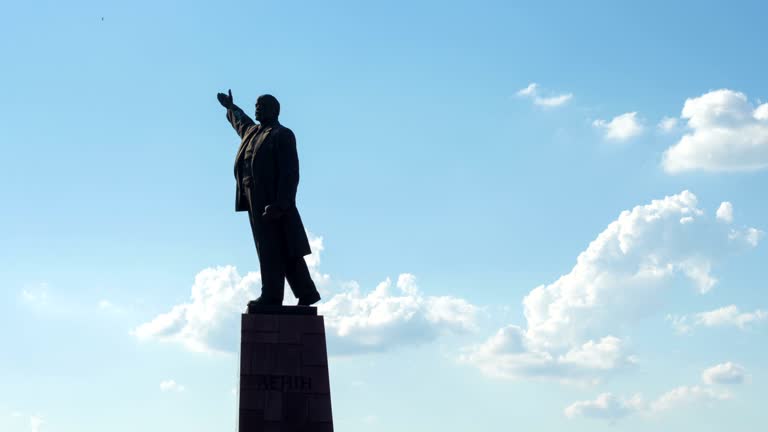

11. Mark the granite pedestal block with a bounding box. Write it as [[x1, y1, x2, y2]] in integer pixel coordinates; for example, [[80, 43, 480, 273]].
[[239, 306, 333, 432]]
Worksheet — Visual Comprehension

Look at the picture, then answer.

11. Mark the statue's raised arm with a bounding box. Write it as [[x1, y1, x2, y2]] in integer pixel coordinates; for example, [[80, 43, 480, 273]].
[[217, 89, 255, 138]]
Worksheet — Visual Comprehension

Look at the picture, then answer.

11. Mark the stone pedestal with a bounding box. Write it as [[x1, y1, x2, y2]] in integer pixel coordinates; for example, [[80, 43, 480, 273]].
[[238, 306, 334, 432]]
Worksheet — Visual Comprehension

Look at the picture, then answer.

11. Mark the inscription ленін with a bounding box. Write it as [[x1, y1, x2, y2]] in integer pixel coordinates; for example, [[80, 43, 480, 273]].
[[251, 374, 313, 392]]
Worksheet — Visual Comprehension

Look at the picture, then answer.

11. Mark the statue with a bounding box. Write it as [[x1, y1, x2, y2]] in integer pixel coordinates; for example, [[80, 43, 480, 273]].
[[217, 90, 321, 307]]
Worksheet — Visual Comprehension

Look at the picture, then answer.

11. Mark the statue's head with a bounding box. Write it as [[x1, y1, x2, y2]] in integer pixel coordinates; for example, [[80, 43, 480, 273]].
[[255, 94, 280, 123]]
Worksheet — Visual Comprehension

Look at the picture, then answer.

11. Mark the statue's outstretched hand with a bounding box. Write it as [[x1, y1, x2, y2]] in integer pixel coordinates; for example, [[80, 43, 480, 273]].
[[217, 89, 234, 109]]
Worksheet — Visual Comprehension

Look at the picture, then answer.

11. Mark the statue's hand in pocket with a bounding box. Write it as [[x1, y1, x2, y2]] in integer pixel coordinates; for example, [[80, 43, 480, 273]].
[[262, 204, 284, 221]]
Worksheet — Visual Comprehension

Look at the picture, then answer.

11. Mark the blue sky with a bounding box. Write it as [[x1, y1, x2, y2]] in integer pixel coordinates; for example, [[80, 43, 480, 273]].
[[2, 0, 768, 431]]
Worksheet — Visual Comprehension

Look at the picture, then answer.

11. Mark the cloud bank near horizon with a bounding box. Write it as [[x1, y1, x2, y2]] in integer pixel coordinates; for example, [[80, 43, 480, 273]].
[[564, 362, 743, 421]]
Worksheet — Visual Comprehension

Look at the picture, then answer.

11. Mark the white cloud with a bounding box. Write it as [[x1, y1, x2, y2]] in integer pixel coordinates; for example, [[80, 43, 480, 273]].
[[132, 265, 257, 353], [559, 336, 637, 371], [702, 362, 747, 385], [30, 415, 44, 432], [517, 83, 537, 97], [593, 112, 644, 141], [658, 116, 679, 132], [565, 363, 740, 421], [133, 233, 329, 353], [697, 305, 767, 328], [668, 305, 767, 334], [755, 102, 768, 120], [516, 82, 573, 108], [459, 327, 635, 382], [305, 234, 331, 289], [564, 392, 643, 420], [320, 274, 478, 354], [535, 94, 574, 107], [159, 380, 185, 392], [523, 191, 757, 348], [716, 202, 734, 224], [649, 385, 731, 412], [662, 89, 768, 173], [566, 385, 732, 421], [133, 236, 478, 355], [730, 227, 763, 247], [462, 191, 761, 381], [665, 314, 693, 334]]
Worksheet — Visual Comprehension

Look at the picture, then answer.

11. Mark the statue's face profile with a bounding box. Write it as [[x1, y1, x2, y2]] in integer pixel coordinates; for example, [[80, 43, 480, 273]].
[[255, 95, 280, 123]]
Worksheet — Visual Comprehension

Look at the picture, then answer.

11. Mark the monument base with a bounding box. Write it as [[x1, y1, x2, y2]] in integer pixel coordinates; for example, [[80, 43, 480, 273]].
[[239, 306, 334, 432]]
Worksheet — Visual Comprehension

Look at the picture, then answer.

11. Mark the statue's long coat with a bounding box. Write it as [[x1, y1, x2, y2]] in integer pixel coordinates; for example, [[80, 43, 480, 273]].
[[227, 105, 312, 258]]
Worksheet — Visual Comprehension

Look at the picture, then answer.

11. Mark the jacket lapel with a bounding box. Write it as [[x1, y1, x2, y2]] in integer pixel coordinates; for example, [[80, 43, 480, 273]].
[[251, 125, 274, 155], [233, 123, 280, 176], [234, 125, 260, 173]]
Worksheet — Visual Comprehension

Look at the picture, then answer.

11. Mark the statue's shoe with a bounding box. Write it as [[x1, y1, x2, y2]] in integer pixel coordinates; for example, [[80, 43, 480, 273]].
[[297, 291, 321, 306], [249, 296, 281, 307]]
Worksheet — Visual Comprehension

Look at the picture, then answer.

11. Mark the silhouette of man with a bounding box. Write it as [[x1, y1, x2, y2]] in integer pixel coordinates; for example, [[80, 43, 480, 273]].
[[217, 89, 321, 306]]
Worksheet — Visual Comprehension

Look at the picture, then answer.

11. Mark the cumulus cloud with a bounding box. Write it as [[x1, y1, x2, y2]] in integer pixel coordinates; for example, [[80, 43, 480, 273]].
[[702, 362, 747, 385], [516, 82, 573, 108], [667, 305, 767, 334], [716, 202, 734, 223], [133, 237, 477, 355], [697, 305, 767, 327], [593, 112, 644, 141], [649, 385, 731, 412], [564, 393, 643, 420], [305, 234, 331, 289], [459, 327, 636, 382], [755, 102, 768, 120], [523, 192, 759, 347], [662, 89, 768, 173], [658, 116, 679, 132], [462, 191, 762, 381], [566, 385, 732, 421], [160, 380, 185, 392], [132, 265, 257, 353], [132, 233, 334, 353], [320, 274, 478, 355]]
